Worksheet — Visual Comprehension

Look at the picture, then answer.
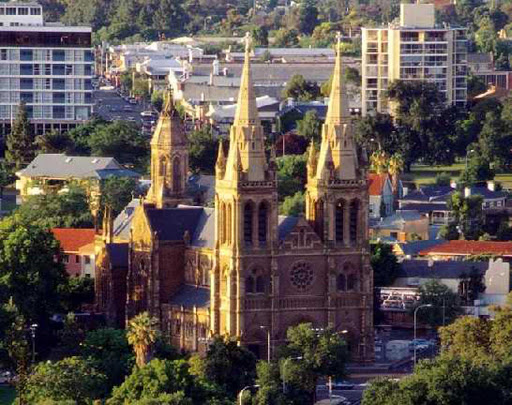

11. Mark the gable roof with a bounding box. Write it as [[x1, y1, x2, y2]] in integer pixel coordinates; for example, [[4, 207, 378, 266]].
[[395, 240, 445, 256], [146, 206, 204, 241], [52, 228, 96, 253], [401, 186, 454, 202], [419, 240, 512, 257], [278, 215, 299, 240], [371, 210, 423, 230], [399, 259, 488, 279], [368, 173, 390, 196], [191, 207, 215, 248], [467, 186, 507, 200], [18, 154, 139, 180]]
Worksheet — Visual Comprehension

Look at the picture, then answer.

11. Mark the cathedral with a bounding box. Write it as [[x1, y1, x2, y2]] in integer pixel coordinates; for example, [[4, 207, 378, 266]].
[[95, 34, 374, 362]]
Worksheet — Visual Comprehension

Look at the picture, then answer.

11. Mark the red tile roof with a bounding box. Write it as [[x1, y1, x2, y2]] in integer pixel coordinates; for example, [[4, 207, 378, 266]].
[[368, 173, 389, 196], [51, 228, 96, 253], [419, 240, 512, 257]]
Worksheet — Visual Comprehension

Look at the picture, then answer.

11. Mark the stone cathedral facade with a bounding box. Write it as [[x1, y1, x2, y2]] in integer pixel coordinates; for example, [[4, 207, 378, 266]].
[[95, 35, 374, 361]]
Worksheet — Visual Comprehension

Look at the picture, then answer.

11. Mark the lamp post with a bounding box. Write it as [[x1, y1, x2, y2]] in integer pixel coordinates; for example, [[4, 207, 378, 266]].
[[260, 325, 271, 362], [238, 384, 259, 405], [414, 304, 433, 366], [29, 323, 38, 364], [282, 356, 302, 394]]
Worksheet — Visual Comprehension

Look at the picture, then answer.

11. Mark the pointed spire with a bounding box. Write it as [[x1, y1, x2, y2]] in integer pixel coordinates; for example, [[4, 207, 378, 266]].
[[317, 141, 334, 180], [233, 32, 259, 125], [215, 140, 226, 179], [162, 88, 174, 117], [325, 32, 350, 124], [307, 141, 317, 178]]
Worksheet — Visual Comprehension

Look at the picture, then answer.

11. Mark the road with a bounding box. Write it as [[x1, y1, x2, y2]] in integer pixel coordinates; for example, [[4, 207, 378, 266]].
[[316, 382, 366, 404], [93, 89, 146, 125]]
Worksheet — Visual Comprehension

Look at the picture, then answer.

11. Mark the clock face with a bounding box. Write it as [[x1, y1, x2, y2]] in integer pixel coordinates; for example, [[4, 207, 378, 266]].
[[290, 262, 314, 292]]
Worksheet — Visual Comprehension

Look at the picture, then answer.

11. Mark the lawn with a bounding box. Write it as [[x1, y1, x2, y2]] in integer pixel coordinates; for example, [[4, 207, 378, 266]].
[[403, 163, 512, 189], [0, 386, 16, 405]]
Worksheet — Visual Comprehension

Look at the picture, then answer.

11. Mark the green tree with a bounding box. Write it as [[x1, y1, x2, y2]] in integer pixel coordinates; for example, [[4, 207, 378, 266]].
[[415, 279, 461, 328], [108, 359, 200, 405], [439, 222, 460, 240], [282, 74, 320, 101], [273, 29, 299, 48], [189, 126, 217, 174], [0, 160, 15, 200], [35, 130, 75, 154], [126, 311, 159, 368], [296, 110, 321, 144], [151, 90, 164, 112], [276, 153, 307, 200], [475, 16, 497, 53], [354, 113, 397, 157], [449, 192, 485, 240], [467, 74, 487, 98], [371, 242, 400, 287], [198, 336, 257, 399], [25, 357, 107, 404], [152, 0, 189, 38], [100, 176, 139, 217], [252, 361, 288, 405], [298, 0, 318, 35], [280, 191, 305, 216], [81, 328, 134, 392], [6, 102, 35, 171], [252, 26, 269, 46], [61, 276, 95, 313]]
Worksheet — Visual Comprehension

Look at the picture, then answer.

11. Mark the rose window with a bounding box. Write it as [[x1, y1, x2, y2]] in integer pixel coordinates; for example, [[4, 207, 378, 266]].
[[290, 262, 314, 291]]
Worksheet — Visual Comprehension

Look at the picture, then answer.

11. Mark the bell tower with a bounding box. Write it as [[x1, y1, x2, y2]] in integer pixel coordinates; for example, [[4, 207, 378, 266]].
[[306, 33, 368, 245], [147, 90, 191, 208], [212, 33, 278, 338]]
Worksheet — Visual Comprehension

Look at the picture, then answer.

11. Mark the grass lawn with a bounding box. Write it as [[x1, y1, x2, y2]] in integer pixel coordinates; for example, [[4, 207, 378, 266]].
[[0, 386, 16, 405], [403, 163, 512, 189]]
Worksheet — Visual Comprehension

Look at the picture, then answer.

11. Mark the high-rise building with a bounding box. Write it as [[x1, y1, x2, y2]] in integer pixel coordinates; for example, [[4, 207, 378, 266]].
[[361, 3, 468, 116], [0, 1, 93, 136]]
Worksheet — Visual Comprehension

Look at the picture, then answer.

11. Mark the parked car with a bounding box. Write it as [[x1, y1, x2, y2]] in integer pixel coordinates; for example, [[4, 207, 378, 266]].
[[331, 380, 355, 390], [409, 339, 432, 351]]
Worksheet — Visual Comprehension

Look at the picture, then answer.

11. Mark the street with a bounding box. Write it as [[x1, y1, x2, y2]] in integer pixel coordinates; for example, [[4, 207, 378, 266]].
[[315, 381, 366, 404], [93, 89, 146, 125]]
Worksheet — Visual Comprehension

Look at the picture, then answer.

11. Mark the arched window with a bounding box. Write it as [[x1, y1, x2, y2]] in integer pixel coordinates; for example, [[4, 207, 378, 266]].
[[159, 158, 167, 177], [336, 273, 346, 291], [244, 202, 253, 246], [172, 156, 181, 192], [219, 202, 225, 244], [347, 274, 357, 291], [349, 200, 359, 244], [335, 200, 345, 243], [258, 202, 268, 245], [256, 275, 265, 293], [315, 199, 324, 239], [226, 203, 232, 245], [246, 276, 255, 294]]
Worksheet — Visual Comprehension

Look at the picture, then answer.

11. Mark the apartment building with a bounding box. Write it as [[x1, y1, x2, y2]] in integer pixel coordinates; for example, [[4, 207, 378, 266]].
[[0, 1, 93, 136], [361, 3, 468, 115]]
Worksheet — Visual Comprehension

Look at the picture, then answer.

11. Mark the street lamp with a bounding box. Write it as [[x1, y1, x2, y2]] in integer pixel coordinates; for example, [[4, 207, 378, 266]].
[[282, 356, 303, 394], [260, 325, 271, 363], [413, 304, 433, 366], [29, 323, 38, 364], [238, 384, 259, 405]]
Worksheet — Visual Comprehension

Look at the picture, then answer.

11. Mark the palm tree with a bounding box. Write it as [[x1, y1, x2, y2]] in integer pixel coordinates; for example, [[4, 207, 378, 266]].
[[370, 150, 388, 174], [126, 311, 158, 368]]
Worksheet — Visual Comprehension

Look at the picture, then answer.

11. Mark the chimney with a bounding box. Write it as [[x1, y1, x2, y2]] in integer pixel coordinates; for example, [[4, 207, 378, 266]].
[[464, 186, 471, 198], [487, 180, 496, 192]]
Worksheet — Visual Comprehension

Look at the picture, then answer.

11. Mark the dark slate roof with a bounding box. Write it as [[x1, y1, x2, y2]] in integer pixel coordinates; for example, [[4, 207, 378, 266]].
[[191, 208, 215, 249], [146, 207, 204, 241], [106, 243, 129, 268], [469, 186, 507, 199], [113, 199, 140, 240], [397, 240, 446, 256], [401, 186, 454, 202], [371, 210, 423, 231], [278, 215, 299, 240], [170, 285, 210, 308], [94, 168, 140, 180], [281, 104, 328, 120], [400, 202, 449, 213], [399, 260, 488, 279]]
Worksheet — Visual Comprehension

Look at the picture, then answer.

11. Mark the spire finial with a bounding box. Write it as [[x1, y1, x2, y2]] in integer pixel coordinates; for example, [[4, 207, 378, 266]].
[[162, 88, 174, 117], [243, 32, 252, 55], [336, 31, 342, 52]]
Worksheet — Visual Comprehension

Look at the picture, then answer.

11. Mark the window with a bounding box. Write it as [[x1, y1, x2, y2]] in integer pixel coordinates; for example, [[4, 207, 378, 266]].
[[18, 7, 28, 15], [20, 49, 32, 61], [337, 274, 346, 291], [30, 7, 41, 15], [347, 274, 357, 291], [172, 156, 181, 192], [0, 8, 4, 15], [335, 200, 345, 243], [256, 276, 265, 293], [6, 7, 16, 15], [244, 202, 253, 246], [258, 202, 268, 244], [75, 255, 80, 264], [53, 50, 65, 62], [290, 262, 314, 292], [53, 64, 65, 75], [349, 200, 359, 244], [63, 255, 69, 264], [246, 276, 255, 294], [85, 256, 91, 264], [0, 49, 7, 61]]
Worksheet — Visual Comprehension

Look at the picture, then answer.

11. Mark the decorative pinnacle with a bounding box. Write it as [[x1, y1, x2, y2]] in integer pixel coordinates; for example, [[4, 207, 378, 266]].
[[162, 88, 174, 117], [243, 32, 253, 55]]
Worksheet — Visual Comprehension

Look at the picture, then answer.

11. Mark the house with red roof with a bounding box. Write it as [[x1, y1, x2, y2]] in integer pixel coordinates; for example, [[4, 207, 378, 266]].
[[51, 228, 97, 277], [368, 173, 394, 218], [419, 240, 512, 261]]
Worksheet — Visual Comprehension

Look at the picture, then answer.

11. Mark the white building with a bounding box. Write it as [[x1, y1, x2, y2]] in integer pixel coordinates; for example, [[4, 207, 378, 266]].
[[0, 1, 94, 136], [361, 3, 468, 115]]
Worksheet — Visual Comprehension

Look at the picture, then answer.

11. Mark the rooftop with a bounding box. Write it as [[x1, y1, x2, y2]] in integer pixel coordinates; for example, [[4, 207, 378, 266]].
[[399, 259, 488, 279], [368, 173, 390, 196], [419, 240, 512, 257], [51, 228, 96, 253]]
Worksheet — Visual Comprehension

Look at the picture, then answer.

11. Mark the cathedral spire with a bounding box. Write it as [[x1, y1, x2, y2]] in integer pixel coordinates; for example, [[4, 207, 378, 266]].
[[162, 88, 174, 117], [215, 140, 226, 179], [307, 141, 317, 178], [325, 32, 350, 125], [233, 32, 259, 125]]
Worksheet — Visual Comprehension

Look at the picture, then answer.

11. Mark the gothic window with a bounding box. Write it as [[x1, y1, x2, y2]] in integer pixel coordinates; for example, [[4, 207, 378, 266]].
[[290, 262, 314, 292], [159, 158, 167, 177], [347, 274, 357, 291], [258, 201, 268, 245], [337, 273, 346, 291], [246, 276, 255, 293], [220, 202, 225, 244], [335, 200, 345, 243], [226, 203, 232, 245], [350, 200, 359, 244], [244, 202, 254, 246], [256, 275, 265, 293], [172, 156, 181, 192], [314, 199, 324, 239]]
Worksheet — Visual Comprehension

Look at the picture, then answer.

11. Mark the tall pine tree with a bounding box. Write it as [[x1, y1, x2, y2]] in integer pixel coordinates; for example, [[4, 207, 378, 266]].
[[6, 102, 35, 171]]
